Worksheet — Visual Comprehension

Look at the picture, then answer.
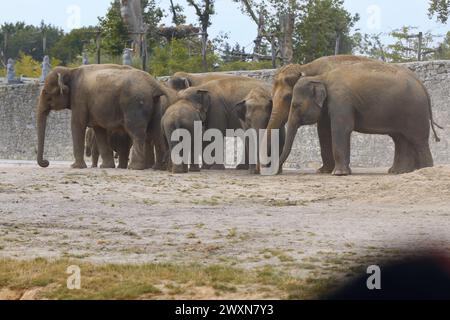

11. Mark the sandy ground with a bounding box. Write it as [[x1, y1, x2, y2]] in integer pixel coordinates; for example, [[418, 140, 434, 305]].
[[1, 161, 450, 278]]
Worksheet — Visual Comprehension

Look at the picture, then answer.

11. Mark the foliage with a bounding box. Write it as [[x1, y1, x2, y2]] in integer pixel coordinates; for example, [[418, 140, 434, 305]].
[[0, 52, 61, 78], [49, 27, 98, 65], [435, 31, 450, 59], [294, 0, 360, 63], [218, 60, 273, 71], [0, 21, 64, 63], [429, 0, 450, 23], [150, 39, 219, 76], [98, 0, 130, 57]]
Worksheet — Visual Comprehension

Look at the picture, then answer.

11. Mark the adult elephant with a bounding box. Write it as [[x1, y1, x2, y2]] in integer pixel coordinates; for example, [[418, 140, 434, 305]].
[[263, 55, 372, 172], [37, 64, 165, 170], [167, 71, 237, 91], [177, 77, 272, 170], [279, 61, 441, 175]]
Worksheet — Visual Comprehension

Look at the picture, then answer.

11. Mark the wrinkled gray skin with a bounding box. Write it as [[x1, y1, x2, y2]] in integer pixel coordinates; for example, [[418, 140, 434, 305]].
[[85, 128, 132, 169], [280, 61, 438, 176], [161, 92, 208, 174], [167, 72, 237, 91], [179, 77, 272, 170], [233, 87, 286, 174], [36, 64, 165, 170]]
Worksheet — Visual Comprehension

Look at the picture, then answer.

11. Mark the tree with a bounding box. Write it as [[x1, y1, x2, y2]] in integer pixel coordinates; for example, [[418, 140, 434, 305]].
[[0, 22, 63, 63], [429, 0, 450, 23], [50, 27, 98, 64], [98, 0, 130, 56], [186, 0, 215, 71], [169, 0, 187, 25], [150, 38, 219, 76], [435, 31, 450, 59], [294, 0, 360, 63]]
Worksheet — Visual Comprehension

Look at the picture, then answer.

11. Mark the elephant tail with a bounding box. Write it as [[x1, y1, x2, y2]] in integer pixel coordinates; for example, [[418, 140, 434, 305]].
[[422, 82, 443, 142]]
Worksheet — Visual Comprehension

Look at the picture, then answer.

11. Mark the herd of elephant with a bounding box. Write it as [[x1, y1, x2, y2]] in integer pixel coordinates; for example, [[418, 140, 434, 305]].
[[36, 55, 441, 176]]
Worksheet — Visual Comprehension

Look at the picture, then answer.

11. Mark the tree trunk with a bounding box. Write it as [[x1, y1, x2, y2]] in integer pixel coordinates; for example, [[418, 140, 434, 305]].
[[279, 13, 295, 65]]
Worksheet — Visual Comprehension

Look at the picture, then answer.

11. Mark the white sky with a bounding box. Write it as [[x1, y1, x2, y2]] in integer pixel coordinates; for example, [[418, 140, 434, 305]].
[[0, 0, 448, 49]]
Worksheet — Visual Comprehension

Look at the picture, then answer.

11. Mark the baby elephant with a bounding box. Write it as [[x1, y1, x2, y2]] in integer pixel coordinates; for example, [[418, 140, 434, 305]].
[[234, 87, 286, 174], [161, 91, 209, 174], [85, 128, 132, 169]]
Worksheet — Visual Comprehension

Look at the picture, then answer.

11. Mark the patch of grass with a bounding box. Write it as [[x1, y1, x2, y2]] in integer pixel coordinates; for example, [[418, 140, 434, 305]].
[[267, 199, 307, 207], [0, 258, 342, 300], [261, 249, 295, 263]]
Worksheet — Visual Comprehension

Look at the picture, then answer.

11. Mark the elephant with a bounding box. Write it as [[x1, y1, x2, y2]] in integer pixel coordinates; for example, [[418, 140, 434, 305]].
[[37, 64, 166, 170], [262, 55, 373, 171], [161, 91, 208, 173], [178, 76, 272, 170], [233, 86, 286, 174], [140, 83, 180, 170], [279, 60, 441, 176], [167, 71, 237, 91], [85, 128, 132, 169]]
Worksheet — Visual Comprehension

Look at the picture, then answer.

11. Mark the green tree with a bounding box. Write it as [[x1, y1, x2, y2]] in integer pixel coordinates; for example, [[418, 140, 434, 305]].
[[150, 38, 219, 76], [49, 27, 98, 65], [186, 0, 215, 71], [295, 0, 360, 63], [387, 27, 435, 62], [0, 22, 63, 62], [429, 0, 450, 23], [435, 31, 450, 59], [98, 0, 129, 57]]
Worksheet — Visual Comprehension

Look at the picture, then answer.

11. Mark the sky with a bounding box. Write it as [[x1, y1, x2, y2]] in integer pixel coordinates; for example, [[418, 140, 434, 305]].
[[0, 0, 448, 49]]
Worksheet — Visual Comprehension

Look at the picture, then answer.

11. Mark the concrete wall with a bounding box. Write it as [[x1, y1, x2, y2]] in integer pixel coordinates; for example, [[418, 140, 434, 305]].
[[0, 61, 449, 168]]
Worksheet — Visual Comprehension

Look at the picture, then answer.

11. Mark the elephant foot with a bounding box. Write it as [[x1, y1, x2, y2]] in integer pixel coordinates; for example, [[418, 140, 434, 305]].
[[100, 161, 116, 169], [249, 167, 260, 175], [153, 163, 167, 171], [332, 167, 351, 176], [71, 161, 87, 169], [128, 161, 146, 170], [91, 164, 98, 168], [118, 163, 128, 169], [210, 164, 226, 170], [388, 166, 414, 175], [190, 164, 201, 172], [172, 164, 188, 174], [317, 165, 334, 174], [236, 164, 249, 170], [202, 164, 212, 170]]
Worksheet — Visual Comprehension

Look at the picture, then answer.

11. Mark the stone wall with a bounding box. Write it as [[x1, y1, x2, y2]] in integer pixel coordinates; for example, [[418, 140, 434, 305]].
[[0, 61, 449, 168]]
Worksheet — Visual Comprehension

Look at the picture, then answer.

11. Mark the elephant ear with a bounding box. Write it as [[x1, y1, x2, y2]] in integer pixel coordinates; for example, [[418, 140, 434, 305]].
[[311, 81, 327, 108], [57, 72, 70, 96], [234, 100, 247, 121]]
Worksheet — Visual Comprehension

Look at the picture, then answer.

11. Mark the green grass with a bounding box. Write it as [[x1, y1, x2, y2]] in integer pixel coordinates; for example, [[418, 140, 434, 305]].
[[0, 258, 343, 300]]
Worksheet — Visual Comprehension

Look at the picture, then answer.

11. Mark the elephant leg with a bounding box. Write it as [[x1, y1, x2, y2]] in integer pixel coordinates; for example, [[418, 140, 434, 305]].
[[154, 140, 168, 171], [70, 119, 87, 169], [91, 139, 99, 168], [93, 127, 115, 169], [145, 139, 156, 170], [236, 138, 250, 170], [411, 139, 434, 170], [389, 135, 415, 174], [317, 115, 335, 174], [330, 114, 353, 176], [189, 139, 201, 172]]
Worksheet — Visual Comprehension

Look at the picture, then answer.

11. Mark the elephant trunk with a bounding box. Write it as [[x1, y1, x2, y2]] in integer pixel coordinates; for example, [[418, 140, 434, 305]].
[[279, 118, 300, 167], [36, 103, 50, 168], [262, 97, 291, 163]]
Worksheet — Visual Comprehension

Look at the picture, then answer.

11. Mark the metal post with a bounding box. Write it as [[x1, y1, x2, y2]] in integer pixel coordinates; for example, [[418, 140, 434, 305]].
[[418, 32, 423, 61], [96, 32, 101, 64]]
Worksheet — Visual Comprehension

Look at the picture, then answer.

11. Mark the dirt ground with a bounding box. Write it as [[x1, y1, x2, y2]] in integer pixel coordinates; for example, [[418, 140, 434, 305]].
[[1, 161, 450, 297]]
